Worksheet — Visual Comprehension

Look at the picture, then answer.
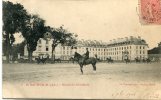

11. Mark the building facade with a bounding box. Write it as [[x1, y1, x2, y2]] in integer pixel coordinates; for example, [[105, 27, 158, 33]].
[[24, 36, 148, 61]]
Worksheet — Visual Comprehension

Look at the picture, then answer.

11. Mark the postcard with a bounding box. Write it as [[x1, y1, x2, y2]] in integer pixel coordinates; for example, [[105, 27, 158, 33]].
[[2, 0, 161, 99]]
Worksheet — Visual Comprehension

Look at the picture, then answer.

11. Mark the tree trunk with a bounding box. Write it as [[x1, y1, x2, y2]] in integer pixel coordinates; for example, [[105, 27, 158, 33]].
[[6, 33, 10, 63], [52, 47, 55, 63], [28, 51, 33, 63]]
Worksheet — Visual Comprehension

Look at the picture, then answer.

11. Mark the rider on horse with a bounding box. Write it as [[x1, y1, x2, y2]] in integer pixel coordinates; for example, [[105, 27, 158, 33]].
[[83, 48, 89, 64]]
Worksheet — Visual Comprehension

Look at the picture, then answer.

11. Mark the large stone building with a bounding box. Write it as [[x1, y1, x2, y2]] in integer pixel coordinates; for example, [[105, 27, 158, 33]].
[[24, 36, 148, 61]]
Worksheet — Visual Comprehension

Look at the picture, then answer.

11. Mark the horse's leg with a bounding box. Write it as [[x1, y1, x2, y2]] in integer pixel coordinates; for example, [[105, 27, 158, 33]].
[[80, 65, 83, 74], [92, 63, 96, 73]]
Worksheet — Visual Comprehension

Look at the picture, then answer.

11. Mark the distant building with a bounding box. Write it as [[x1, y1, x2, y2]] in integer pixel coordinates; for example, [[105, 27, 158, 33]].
[[24, 36, 148, 60], [158, 42, 161, 47], [106, 36, 148, 60], [158, 42, 161, 54]]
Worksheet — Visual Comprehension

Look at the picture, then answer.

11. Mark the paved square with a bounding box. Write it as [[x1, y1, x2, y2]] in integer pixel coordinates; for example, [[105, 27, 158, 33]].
[[3, 63, 161, 99]]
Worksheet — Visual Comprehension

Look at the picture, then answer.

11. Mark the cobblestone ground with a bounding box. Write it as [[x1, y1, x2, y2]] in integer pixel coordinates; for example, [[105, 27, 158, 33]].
[[2, 62, 161, 99]]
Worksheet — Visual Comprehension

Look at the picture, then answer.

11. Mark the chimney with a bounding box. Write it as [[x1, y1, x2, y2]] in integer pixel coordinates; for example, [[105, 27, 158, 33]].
[[113, 39, 116, 43], [125, 37, 128, 41], [130, 36, 133, 40], [120, 38, 124, 42], [110, 40, 112, 44]]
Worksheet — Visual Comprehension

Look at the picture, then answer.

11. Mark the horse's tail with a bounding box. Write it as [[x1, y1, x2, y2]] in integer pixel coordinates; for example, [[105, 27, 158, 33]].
[[94, 54, 97, 59], [94, 54, 99, 62]]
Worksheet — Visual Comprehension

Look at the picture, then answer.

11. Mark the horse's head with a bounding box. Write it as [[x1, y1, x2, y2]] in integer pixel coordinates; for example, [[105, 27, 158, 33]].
[[74, 52, 82, 60]]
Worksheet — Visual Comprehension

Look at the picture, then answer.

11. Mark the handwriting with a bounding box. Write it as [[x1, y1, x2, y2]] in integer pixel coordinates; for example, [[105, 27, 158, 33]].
[[112, 90, 160, 99]]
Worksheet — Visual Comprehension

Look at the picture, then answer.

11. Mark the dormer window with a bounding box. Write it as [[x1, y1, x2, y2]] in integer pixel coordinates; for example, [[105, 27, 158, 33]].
[[38, 40, 41, 44]]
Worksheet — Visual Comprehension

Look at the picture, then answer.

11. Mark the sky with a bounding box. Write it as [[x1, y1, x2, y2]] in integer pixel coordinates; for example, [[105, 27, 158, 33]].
[[7, 0, 161, 49]]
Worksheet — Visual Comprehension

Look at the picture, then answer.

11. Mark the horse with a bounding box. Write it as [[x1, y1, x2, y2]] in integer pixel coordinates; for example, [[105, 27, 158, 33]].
[[41, 58, 48, 64], [35, 57, 48, 64], [74, 52, 97, 74], [135, 58, 141, 63], [124, 58, 130, 64], [142, 58, 147, 63], [154, 57, 160, 63], [106, 58, 114, 63], [146, 58, 151, 64], [55, 58, 61, 63]]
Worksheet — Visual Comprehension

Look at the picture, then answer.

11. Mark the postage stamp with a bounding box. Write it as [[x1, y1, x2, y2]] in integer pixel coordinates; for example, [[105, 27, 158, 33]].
[[139, 0, 161, 24]]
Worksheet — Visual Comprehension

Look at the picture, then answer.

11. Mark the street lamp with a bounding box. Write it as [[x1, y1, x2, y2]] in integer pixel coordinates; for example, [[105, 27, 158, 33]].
[[122, 50, 129, 60]]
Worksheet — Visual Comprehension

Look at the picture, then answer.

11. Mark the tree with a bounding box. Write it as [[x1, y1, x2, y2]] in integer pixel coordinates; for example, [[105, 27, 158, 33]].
[[46, 26, 77, 61], [12, 41, 26, 57], [158, 42, 161, 54], [148, 41, 161, 54], [21, 14, 46, 62], [3, 1, 28, 63]]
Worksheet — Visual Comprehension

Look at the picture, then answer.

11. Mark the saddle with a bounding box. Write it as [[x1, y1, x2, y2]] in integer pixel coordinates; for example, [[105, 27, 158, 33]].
[[82, 54, 89, 60], [81, 54, 88, 64]]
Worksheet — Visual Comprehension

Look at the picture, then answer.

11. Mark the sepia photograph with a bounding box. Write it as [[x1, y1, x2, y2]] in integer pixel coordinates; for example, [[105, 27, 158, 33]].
[[2, 0, 161, 99]]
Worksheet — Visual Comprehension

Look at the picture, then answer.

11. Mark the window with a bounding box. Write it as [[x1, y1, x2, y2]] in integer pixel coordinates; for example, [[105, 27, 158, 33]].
[[136, 46, 138, 49], [140, 46, 142, 49], [143, 46, 145, 49], [46, 40, 49, 44], [46, 47, 49, 51]]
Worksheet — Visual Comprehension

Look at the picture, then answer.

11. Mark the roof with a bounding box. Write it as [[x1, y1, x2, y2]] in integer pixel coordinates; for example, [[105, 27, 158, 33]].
[[75, 36, 148, 47]]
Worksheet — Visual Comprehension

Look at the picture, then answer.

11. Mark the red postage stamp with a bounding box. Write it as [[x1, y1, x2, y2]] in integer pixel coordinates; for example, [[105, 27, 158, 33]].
[[139, 0, 161, 24]]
